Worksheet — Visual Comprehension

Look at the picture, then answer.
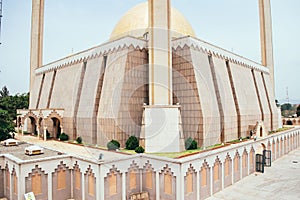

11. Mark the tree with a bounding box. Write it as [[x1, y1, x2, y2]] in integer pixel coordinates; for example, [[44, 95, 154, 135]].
[[0, 86, 9, 98], [0, 90, 29, 121], [0, 109, 14, 141], [297, 105, 300, 117], [0, 86, 29, 141], [281, 103, 292, 111], [125, 135, 139, 150], [281, 103, 293, 117]]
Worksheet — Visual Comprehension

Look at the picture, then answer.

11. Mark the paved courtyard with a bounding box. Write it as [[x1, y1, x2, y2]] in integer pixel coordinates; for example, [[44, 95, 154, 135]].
[[15, 133, 129, 162], [207, 147, 300, 200]]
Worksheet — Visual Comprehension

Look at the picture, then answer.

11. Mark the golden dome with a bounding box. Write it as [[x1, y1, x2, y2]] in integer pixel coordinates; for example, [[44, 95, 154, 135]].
[[110, 2, 196, 41]]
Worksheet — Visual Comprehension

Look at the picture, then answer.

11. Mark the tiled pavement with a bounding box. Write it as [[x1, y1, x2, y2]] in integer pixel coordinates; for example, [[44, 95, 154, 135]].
[[207, 148, 300, 200]]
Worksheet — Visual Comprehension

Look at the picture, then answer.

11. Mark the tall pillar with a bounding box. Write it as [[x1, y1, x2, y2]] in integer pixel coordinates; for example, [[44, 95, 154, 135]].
[[30, 0, 44, 107], [148, 0, 172, 105], [141, 0, 184, 153], [259, 0, 275, 96]]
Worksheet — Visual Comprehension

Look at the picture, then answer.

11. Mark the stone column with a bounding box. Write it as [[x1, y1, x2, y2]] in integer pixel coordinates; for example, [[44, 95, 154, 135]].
[[43, 126, 47, 141], [48, 173, 52, 200], [221, 162, 225, 190], [29, 0, 44, 107], [60, 125, 64, 135], [81, 173, 85, 200], [21, 124, 24, 136], [99, 167, 105, 200], [37, 125, 40, 139], [196, 170, 200, 200], [210, 167, 213, 196], [259, 0, 275, 96], [18, 165, 26, 200], [122, 173, 126, 200], [155, 172, 160, 200]]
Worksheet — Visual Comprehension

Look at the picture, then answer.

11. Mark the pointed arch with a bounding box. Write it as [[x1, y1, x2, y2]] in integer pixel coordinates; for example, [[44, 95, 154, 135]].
[[126, 161, 140, 195], [25, 165, 48, 199], [224, 154, 233, 187], [85, 165, 96, 198], [185, 164, 196, 199], [200, 160, 211, 199], [104, 165, 122, 199], [160, 165, 176, 199]]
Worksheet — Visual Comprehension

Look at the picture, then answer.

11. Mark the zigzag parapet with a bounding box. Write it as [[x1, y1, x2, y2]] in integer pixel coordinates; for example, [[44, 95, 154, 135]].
[[35, 36, 147, 75], [172, 36, 269, 74]]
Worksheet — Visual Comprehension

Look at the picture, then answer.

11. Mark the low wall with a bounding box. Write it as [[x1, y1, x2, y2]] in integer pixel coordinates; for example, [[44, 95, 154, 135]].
[[0, 128, 299, 200]]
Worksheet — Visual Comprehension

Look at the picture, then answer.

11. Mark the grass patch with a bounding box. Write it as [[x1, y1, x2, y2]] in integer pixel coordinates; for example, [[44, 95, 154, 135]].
[[149, 148, 203, 159], [148, 143, 232, 159], [269, 126, 294, 135], [119, 149, 137, 154], [206, 143, 223, 149], [226, 137, 251, 144]]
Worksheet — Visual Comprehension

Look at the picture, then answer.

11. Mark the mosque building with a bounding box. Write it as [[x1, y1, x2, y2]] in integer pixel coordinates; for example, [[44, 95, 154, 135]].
[[2, 1, 298, 200], [18, 0, 279, 153]]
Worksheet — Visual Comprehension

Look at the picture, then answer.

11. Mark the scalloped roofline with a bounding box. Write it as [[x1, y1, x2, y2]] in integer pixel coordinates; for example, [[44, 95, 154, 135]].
[[36, 35, 269, 75], [35, 36, 147, 75], [172, 36, 269, 74]]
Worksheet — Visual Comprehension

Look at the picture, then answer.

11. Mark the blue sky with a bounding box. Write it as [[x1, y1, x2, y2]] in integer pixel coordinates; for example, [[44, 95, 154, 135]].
[[0, 0, 299, 104]]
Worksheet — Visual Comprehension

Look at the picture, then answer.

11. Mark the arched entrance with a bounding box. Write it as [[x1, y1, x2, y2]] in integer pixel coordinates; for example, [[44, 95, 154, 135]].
[[51, 117, 61, 139], [28, 117, 37, 135]]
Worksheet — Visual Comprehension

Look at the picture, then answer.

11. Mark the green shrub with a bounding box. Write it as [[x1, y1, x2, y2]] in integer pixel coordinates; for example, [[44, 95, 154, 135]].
[[23, 131, 30, 135], [59, 133, 69, 141], [135, 146, 145, 153], [46, 130, 51, 139], [0, 132, 11, 141], [107, 140, 120, 150], [125, 135, 139, 150], [185, 137, 198, 150], [76, 136, 83, 144]]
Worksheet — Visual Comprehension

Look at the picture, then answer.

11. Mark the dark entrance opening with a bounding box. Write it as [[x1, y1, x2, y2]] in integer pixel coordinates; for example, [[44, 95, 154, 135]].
[[260, 127, 263, 137], [264, 150, 272, 167], [256, 154, 265, 173], [29, 117, 37, 135], [52, 117, 61, 139]]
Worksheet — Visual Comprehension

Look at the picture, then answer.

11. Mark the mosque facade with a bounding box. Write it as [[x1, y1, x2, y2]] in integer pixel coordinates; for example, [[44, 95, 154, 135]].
[[18, 0, 279, 152], [1, 0, 293, 200]]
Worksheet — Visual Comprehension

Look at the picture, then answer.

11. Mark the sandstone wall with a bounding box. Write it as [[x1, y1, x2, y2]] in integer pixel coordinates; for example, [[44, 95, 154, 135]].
[[50, 62, 83, 137], [229, 62, 261, 137], [190, 49, 221, 147], [97, 47, 148, 147], [263, 73, 279, 130], [38, 71, 55, 109], [76, 57, 104, 144], [253, 71, 272, 131], [172, 46, 203, 146], [29, 74, 43, 109], [212, 56, 238, 141]]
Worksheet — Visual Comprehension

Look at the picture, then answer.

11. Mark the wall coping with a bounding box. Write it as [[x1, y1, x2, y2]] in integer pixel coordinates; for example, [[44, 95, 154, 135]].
[[35, 36, 147, 75], [172, 36, 269, 74]]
